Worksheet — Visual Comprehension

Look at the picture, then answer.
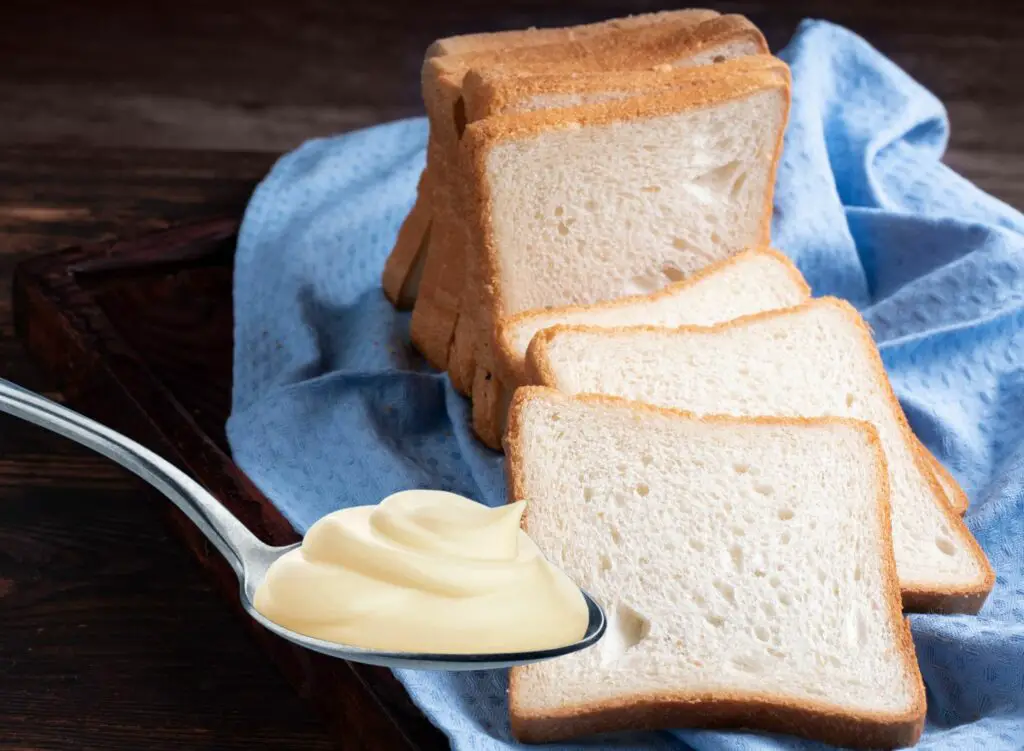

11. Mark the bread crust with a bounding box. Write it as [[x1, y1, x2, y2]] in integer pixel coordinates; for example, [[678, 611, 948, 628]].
[[504, 388, 926, 748], [463, 71, 790, 366], [470, 366, 508, 449], [462, 51, 785, 123], [493, 247, 808, 388], [425, 9, 719, 58], [446, 314, 477, 395], [525, 298, 995, 613], [381, 165, 433, 308], [918, 439, 969, 516]]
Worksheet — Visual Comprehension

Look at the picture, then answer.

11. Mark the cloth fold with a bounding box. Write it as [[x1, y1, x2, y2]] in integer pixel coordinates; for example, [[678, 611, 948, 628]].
[[228, 19, 1024, 750]]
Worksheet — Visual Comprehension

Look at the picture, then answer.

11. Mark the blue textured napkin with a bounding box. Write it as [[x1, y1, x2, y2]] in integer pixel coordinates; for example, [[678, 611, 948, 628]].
[[228, 19, 1024, 750]]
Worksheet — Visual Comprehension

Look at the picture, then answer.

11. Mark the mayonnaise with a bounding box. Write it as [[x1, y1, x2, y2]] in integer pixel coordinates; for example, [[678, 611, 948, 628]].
[[253, 490, 589, 654]]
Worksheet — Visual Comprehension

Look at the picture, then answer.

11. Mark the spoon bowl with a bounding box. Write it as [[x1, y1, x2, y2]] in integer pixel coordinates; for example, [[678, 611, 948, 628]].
[[0, 377, 604, 670]]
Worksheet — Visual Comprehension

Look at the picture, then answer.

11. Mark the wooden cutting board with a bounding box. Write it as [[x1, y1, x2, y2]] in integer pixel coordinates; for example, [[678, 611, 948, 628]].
[[12, 218, 448, 750]]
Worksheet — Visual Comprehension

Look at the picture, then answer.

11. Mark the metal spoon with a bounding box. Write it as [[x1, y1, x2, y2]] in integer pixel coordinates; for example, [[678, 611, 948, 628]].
[[0, 377, 605, 670]]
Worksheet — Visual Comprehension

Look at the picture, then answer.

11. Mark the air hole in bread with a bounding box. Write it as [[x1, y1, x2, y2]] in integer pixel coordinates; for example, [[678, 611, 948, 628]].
[[772, 330, 788, 340], [599, 602, 650, 666], [936, 536, 957, 556], [557, 221, 570, 236], [598, 554, 613, 573], [672, 236, 694, 252], [731, 170, 749, 200], [639, 556, 650, 566], [554, 206, 564, 217], [688, 538, 705, 552], [731, 526, 746, 538], [779, 593, 793, 607], [733, 462, 750, 475], [754, 483, 774, 496], [729, 544, 744, 573], [731, 655, 762, 673], [661, 263, 685, 282], [641, 185, 662, 193], [583, 487, 594, 502], [641, 453, 653, 467], [705, 613, 725, 628], [712, 54, 726, 63], [781, 531, 792, 545], [845, 392, 857, 407], [769, 575, 781, 588], [761, 602, 776, 618], [452, 97, 467, 139], [609, 527, 623, 546], [854, 566, 863, 581], [817, 569, 827, 584], [584, 199, 598, 212], [754, 625, 771, 642], [712, 579, 736, 604], [778, 508, 795, 521], [636, 483, 650, 497]]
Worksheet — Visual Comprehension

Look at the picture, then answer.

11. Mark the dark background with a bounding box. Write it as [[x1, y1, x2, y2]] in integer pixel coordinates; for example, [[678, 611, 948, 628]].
[[1, 1, 1021, 748]]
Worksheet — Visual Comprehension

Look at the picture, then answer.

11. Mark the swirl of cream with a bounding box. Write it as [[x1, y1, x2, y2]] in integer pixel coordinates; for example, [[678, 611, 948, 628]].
[[253, 490, 588, 653]]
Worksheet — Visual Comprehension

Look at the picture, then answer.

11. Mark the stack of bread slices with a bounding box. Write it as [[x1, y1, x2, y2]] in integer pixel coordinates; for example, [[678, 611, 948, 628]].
[[382, 10, 993, 749]]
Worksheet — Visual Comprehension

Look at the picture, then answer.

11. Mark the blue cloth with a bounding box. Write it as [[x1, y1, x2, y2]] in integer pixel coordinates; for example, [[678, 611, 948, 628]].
[[228, 19, 1024, 750]]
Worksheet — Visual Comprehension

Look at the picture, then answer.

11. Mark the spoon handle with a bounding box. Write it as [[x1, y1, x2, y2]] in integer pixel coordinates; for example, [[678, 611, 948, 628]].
[[0, 377, 262, 577]]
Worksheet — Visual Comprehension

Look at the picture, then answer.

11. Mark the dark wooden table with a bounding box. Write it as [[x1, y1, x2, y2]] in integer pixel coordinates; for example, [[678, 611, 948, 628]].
[[1, 2, 1021, 748]]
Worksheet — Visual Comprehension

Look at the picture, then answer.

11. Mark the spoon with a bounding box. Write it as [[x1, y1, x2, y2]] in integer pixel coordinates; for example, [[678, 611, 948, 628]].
[[0, 377, 605, 670]]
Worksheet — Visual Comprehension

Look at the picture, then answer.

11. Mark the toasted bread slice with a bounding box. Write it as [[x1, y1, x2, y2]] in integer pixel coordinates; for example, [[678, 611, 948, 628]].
[[381, 8, 720, 308], [528, 299, 994, 613], [411, 15, 770, 368], [506, 388, 926, 748]]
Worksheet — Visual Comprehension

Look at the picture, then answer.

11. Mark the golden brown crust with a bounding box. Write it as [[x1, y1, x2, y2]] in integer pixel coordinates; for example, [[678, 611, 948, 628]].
[[381, 170, 432, 308], [918, 440, 969, 516], [425, 9, 720, 58], [462, 51, 784, 122], [503, 388, 926, 748], [413, 15, 773, 373], [465, 71, 790, 345], [470, 366, 508, 450], [493, 246, 808, 388], [525, 299, 994, 613], [447, 313, 478, 396]]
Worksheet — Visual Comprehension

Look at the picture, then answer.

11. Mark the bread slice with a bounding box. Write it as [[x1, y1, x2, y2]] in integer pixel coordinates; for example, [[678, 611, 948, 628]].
[[497, 246, 807, 389], [464, 69, 787, 340], [528, 299, 994, 613], [448, 52, 781, 391], [470, 247, 809, 449], [410, 14, 770, 369], [381, 8, 721, 310], [505, 388, 926, 748], [450, 53, 785, 393]]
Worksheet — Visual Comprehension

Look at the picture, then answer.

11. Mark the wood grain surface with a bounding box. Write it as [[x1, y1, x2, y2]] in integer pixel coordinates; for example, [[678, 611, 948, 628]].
[[0, 1, 1020, 748]]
